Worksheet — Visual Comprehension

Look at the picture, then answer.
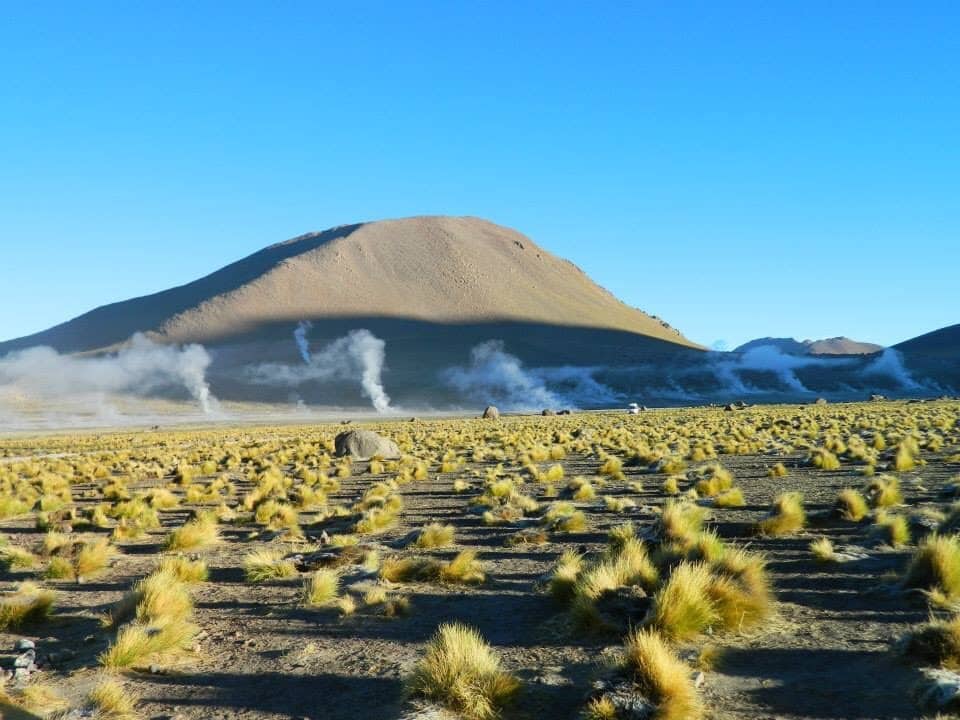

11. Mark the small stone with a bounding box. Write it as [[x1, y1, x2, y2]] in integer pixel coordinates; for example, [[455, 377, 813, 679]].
[[692, 671, 706, 688], [84, 634, 97, 644], [13, 667, 31, 686], [14, 638, 35, 651], [14, 649, 36, 668]]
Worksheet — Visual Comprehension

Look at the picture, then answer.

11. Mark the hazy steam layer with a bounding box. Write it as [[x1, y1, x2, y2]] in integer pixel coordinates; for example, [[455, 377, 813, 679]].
[[442, 340, 620, 410], [863, 348, 923, 390], [246, 327, 392, 413], [0, 333, 217, 413]]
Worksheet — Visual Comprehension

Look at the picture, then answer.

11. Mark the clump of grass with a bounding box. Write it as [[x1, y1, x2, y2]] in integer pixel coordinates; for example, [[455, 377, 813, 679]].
[[548, 549, 584, 603], [384, 595, 411, 617], [0, 581, 55, 629], [756, 492, 805, 536], [648, 561, 718, 641], [865, 475, 903, 508], [657, 501, 707, 548], [158, 556, 209, 583], [406, 622, 520, 720], [541, 502, 588, 533], [835, 489, 869, 521], [662, 475, 681, 495], [808, 449, 841, 471], [45, 555, 76, 580], [901, 614, 960, 669], [768, 462, 788, 478], [439, 550, 485, 584], [87, 676, 138, 719], [903, 535, 960, 598], [617, 628, 703, 720], [165, 513, 220, 551], [100, 620, 196, 669], [694, 464, 734, 497], [303, 568, 339, 606], [871, 509, 910, 548], [894, 442, 917, 472], [76, 537, 115, 578], [810, 537, 837, 563], [244, 548, 298, 582], [364, 586, 388, 606], [714, 488, 745, 508], [415, 523, 455, 549], [0, 545, 38, 571]]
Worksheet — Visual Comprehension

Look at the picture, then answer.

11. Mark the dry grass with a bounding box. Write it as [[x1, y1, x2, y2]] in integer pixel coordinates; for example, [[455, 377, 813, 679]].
[[835, 488, 869, 521], [406, 622, 520, 720], [164, 513, 220, 551], [903, 535, 960, 598], [810, 537, 837, 563], [158, 556, 209, 583], [0, 581, 55, 630], [619, 628, 703, 720], [244, 548, 298, 582], [757, 492, 805, 536], [648, 562, 718, 640], [871, 510, 911, 548], [87, 676, 139, 719], [901, 614, 960, 669], [414, 522, 455, 549], [714, 488, 745, 508], [303, 568, 339, 606]]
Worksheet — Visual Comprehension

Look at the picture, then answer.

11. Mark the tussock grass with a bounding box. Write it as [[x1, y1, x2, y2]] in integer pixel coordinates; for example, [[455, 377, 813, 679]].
[[548, 549, 584, 603], [657, 501, 706, 548], [87, 677, 138, 719], [871, 510, 910, 548], [768, 462, 788, 478], [835, 488, 869, 521], [0, 545, 37, 571], [619, 628, 703, 720], [406, 622, 520, 720], [244, 548, 298, 582], [714, 488, 745, 508], [158, 556, 209, 583], [756, 492, 805, 536], [303, 568, 339, 606], [901, 614, 960, 669], [810, 537, 837, 563], [903, 535, 960, 598], [76, 536, 115, 578], [865, 475, 903, 508], [0, 581, 55, 629], [382, 550, 485, 585], [165, 513, 219, 551], [100, 619, 196, 668], [415, 522, 455, 549], [648, 561, 718, 640]]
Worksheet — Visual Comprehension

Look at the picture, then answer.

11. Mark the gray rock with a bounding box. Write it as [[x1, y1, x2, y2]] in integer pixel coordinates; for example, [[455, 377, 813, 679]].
[[590, 680, 655, 719], [13, 649, 35, 668], [482, 405, 500, 419], [918, 668, 960, 710], [14, 638, 35, 651], [333, 430, 400, 460]]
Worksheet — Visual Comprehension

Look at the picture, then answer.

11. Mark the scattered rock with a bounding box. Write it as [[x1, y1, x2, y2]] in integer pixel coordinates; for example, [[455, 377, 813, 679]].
[[541, 409, 556, 416], [482, 406, 500, 420], [333, 429, 400, 460], [14, 638, 35, 651], [831, 545, 872, 562], [13, 649, 36, 669], [589, 679, 655, 719], [918, 668, 960, 710]]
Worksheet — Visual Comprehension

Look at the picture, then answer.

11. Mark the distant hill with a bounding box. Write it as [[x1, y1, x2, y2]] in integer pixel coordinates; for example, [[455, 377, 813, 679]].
[[735, 336, 883, 356], [0, 216, 699, 353], [893, 323, 960, 389], [0, 216, 703, 407]]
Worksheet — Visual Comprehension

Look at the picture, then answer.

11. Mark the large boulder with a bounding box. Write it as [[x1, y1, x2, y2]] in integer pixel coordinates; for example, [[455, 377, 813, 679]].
[[482, 406, 500, 419], [334, 430, 400, 460]]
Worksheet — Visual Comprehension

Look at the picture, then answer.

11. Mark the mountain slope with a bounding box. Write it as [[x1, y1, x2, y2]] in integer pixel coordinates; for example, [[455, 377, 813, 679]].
[[735, 336, 883, 356], [1, 216, 698, 353]]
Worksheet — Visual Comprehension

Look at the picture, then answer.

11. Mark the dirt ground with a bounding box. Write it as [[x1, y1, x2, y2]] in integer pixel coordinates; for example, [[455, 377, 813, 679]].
[[1, 402, 958, 719]]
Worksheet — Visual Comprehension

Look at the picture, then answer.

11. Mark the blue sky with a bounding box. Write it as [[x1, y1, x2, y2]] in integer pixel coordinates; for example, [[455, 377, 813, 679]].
[[1, 2, 957, 349]]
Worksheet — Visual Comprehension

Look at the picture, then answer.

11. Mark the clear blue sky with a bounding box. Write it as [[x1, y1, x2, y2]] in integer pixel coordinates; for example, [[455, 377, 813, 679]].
[[1, 2, 957, 349]]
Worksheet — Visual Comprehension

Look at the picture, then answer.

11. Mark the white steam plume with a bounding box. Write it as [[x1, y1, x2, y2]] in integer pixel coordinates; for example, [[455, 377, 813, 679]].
[[863, 348, 923, 390], [294, 321, 313, 364], [0, 333, 218, 413], [246, 327, 392, 413], [441, 340, 620, 410]]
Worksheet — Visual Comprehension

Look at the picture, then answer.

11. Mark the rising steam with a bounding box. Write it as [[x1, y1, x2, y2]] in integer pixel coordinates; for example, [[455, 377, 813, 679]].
[[442, 340, 620, 410], [0, 333, 218, 416], [863, 348, 923, 390], [246, 326, 392, 413]]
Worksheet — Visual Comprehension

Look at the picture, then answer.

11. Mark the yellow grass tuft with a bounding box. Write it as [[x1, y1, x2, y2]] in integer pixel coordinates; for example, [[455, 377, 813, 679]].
[[0, 582, 55, 630], [810, 537, 837, 563], [835, 488, 869, 521], [757, 492, 805, 536], [164, 513, 220, 551], [244, 548, 298, 582], [903, 535, 960, 598], [303, 568, 339, 606], [415, 522, 455, 549], [406, 622, 520, 720], [87, 676, 138, 719], [619, 628, 703, 720]]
